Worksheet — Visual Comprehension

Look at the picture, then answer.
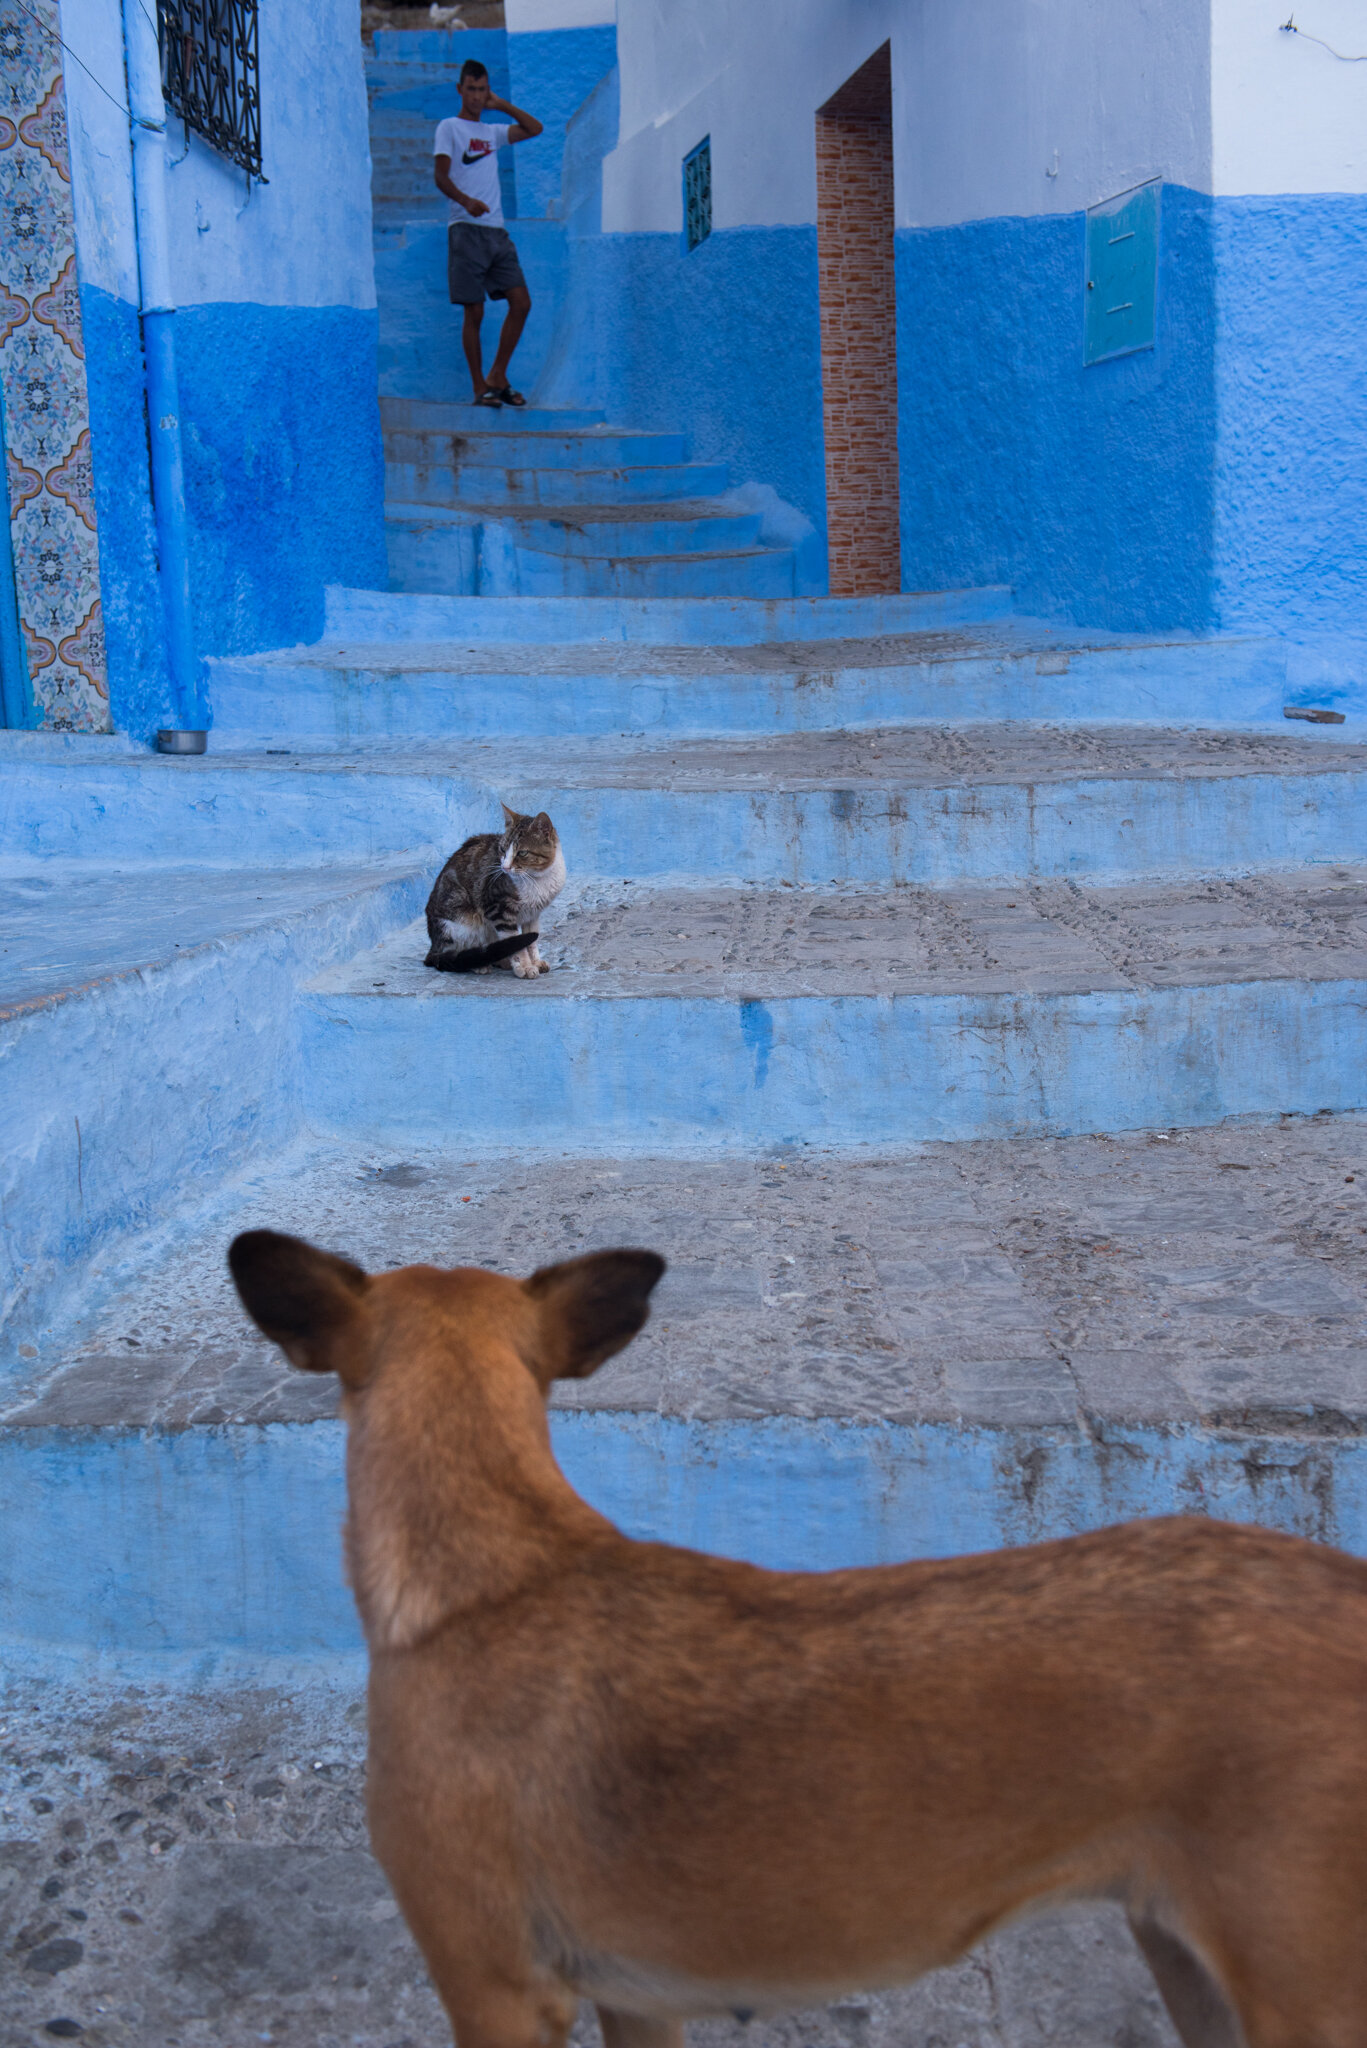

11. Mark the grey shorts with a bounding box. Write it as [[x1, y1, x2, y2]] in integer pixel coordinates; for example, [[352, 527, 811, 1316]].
[[447, 225, 527, 305]]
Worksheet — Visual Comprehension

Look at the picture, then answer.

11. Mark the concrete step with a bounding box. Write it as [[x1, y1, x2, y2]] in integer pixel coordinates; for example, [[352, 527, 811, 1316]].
[[382, 504, 797, 597], [0, 862, 435, 1358], [506, 542, 798, 598], [5, 1121, 1365, 1674], [298, 870, 1367, 1151], [324, 585, 1017, 642], [384, 424, 692, 468], [385, 498, 764, 556], [407, 460, 734, 508], [379, 397, 606, 432], [486, 724, 1367, 884], [0, 744, 490, 868], [206, 620, 1294, 742]]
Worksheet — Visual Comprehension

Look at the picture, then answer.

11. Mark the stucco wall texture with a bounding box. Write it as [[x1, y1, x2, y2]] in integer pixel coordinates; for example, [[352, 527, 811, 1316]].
[[896, 187, 1218, 633]]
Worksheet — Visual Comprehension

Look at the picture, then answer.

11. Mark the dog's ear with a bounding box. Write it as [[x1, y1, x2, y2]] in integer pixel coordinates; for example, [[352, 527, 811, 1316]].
[[523, 1249, 665, 1382], [229, 1229, 374, 1387]]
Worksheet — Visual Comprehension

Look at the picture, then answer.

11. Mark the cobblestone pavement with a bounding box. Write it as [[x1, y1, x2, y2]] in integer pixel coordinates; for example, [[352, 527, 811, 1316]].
[[0, 1683, 1177, 2048], [317, 866, 1367, 1002], [8, 1117, 1365, 1430]]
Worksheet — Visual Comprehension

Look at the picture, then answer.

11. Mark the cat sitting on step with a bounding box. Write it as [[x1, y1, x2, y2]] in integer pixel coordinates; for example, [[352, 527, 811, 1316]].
[[424, 805, 565, 978]]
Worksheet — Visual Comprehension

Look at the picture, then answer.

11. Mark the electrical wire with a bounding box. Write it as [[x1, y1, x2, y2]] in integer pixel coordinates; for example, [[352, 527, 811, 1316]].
[[1280, 15, 1367, 60], [1, 0, 130, 115]]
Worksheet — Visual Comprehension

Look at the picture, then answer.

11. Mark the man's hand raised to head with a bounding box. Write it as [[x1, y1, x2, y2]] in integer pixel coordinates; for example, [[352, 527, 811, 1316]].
[[485, 92, 544, 142]]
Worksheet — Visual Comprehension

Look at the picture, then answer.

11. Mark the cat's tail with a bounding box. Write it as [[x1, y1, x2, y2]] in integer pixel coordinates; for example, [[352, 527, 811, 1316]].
[[424, 931, 539, 974]]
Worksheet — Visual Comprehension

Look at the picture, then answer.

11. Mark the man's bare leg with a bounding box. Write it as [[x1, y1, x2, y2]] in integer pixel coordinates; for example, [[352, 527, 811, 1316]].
[[462, 301, 487, 396], [487, 284, 532, 392]]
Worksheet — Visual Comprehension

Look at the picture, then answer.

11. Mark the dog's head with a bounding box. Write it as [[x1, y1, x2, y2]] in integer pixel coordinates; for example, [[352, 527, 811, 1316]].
[[227, 1231, 666, 1647], [228, 1229, 665, 1396]]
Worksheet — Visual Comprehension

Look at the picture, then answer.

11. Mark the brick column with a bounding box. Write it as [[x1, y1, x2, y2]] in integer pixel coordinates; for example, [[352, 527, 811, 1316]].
[[817, 44, 899, 597]]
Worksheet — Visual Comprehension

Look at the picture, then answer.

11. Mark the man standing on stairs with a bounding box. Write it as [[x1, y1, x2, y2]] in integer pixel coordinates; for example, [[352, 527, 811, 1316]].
[[434, 60, 543, 408]]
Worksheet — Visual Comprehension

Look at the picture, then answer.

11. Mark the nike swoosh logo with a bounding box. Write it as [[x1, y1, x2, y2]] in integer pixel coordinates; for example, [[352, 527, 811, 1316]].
[[461, 145, 491, 164]]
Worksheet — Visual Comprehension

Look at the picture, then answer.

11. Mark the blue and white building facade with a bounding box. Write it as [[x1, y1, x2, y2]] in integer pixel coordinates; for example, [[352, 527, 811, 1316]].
[[1, 0, 386, 737], [571, 0, 1367, 670], [1, 0, 1364, 733]]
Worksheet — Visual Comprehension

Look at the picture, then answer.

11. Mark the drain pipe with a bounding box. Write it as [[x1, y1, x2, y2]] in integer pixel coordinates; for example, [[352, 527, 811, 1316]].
[[120, 0, 205, 750]]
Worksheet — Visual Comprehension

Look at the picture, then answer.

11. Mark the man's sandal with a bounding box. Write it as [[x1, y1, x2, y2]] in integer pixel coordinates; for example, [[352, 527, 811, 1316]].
[[472, 390, 503, 408], [489, 385, 527, 407]]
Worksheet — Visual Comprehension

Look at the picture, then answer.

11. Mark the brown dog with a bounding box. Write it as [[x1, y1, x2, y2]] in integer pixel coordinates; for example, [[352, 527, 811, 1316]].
[[229, 1230, 1367, 2048]]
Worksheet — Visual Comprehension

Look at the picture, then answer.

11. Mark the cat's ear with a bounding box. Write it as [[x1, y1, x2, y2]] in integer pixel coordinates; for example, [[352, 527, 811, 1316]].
[[533, 812, 554, 834], [501, 803, 518, 827], [522, 1249, 665, 1384], [229, 1230, 375, 1387]]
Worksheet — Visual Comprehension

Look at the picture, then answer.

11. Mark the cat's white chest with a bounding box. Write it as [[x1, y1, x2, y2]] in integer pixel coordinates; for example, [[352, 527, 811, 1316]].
[[512, 847, 566, 917]]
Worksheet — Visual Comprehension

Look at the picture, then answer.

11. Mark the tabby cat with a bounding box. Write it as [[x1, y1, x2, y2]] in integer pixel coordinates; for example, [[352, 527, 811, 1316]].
[[424, 804, 565, 977]]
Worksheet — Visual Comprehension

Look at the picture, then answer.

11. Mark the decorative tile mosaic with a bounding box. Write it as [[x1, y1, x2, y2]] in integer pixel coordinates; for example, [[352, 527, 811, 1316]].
[[0, 0, 109, 728]]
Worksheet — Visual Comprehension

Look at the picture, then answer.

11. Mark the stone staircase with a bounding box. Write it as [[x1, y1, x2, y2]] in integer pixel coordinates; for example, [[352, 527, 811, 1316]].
[[4, 591, 1367, 2043], [382, 399, 801, 596], [365, 30, 808, 596]]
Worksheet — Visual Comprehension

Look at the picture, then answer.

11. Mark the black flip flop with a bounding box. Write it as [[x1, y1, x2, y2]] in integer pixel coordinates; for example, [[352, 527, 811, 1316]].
[[472, 390, 503, 408], [489, 385, 527, 407]]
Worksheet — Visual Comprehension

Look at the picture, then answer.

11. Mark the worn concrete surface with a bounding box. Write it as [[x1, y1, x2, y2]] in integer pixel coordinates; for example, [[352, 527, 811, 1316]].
[[8, 1117, 1365, 1431], [0, 1682, 1178, 2048], [0, 868, 424, 1017], [229, 629, 1223, 677], [316, 867, 1367, 1002], [483, 723, 1367, 785]]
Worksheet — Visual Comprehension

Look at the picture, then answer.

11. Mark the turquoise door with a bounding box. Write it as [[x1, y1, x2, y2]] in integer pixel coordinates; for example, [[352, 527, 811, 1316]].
[[1085, 179, 1159, 366]]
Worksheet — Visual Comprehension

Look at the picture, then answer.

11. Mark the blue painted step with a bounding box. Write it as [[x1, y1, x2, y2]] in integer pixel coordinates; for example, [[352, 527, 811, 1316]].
[[380, 397, 610, 433], [435, 462, 735, 508], [384, 507, 797, 598], [384, 425, 690, 467], [389, 502, 765, 559], [323, 587, 1016, 642], [206, 618, 1292, 742], [299, 885, 1367, 1153]]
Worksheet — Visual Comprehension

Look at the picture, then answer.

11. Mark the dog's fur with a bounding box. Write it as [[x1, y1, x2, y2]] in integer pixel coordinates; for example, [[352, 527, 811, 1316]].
[[229, 1230, 1367, 2048]]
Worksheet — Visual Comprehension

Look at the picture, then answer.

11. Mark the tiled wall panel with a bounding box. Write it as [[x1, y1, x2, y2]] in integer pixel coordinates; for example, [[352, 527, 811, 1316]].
[[0, 0, 109, 729]]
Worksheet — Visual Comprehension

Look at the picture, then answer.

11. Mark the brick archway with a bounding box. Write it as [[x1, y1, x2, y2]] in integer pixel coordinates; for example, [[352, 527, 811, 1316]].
[[816, 43, 900, 597]]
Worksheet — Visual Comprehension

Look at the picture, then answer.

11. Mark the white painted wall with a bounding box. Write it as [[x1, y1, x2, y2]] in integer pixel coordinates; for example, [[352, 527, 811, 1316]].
[[604, 0, 1211, 234], [63, 0, 376, 309], [1212, 0, 1367, 195], [506, 0, 615, 29]]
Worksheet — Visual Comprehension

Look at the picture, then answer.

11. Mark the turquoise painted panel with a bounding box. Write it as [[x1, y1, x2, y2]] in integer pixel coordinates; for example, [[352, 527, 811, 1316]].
[[1085, 179, 1159, 366]]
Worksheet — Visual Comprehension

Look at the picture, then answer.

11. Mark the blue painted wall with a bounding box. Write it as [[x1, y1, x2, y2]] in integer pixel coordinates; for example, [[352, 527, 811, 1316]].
[[79, 294, 385, 736], [62, 0, 384, 739], [507, 24, 618, 219], [1212, 193, 1367, 639], [79, 288, 173, 737], [896, 184, 1217, 633], [894, 185, 1367, 639], [175, 305, 386, 659], [553, 226, 828, 569]]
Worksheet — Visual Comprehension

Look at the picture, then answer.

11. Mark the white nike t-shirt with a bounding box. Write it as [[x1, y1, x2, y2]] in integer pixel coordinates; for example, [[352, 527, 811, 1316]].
[[434, 116, 512, 226]]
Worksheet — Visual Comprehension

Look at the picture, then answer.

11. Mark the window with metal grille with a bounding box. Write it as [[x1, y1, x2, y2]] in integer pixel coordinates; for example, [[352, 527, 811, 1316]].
[[683, 137, 711, 252], [157, 0, 264, 182]]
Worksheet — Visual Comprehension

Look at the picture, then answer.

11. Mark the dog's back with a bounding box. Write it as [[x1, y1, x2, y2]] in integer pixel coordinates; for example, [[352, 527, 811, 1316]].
[[231, 1232, 1367, 2048]]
